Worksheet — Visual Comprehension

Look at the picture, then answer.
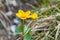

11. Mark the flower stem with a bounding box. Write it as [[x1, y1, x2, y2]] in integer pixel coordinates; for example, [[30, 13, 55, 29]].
[[22, 20, 24, 40]]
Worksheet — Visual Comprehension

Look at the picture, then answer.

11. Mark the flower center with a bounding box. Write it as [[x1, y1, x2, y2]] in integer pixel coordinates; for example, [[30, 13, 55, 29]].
[[21, 15, 26, 18]]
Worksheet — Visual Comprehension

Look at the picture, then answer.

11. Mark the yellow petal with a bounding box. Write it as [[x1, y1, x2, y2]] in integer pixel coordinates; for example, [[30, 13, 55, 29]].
[[19, 13, 27, 20], [18, 9, 24, 14], [21, 17, 27, 20], [25, 11, 31, 16], [31, 13, 38, 19], [27, 15, 31, 18], [16, 13, 20, 18]]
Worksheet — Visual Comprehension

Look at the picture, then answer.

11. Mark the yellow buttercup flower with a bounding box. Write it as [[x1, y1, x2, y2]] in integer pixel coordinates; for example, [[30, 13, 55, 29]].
[[16, 10, 31, 20], [31, 13, 38, 19]]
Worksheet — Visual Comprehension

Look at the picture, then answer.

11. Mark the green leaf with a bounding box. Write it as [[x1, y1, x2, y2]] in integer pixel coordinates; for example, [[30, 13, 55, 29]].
[[23, 28, 31, 40], [23, 32, 31, 40], [15, 25, 24, 34], [25, 28, 31, 34], [24, 26, 28, 33], [56, 16, 60, 21]]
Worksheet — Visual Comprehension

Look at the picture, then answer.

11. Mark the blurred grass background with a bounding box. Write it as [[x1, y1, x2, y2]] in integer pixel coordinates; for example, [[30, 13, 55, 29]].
[[0, 0, 60, 40]]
